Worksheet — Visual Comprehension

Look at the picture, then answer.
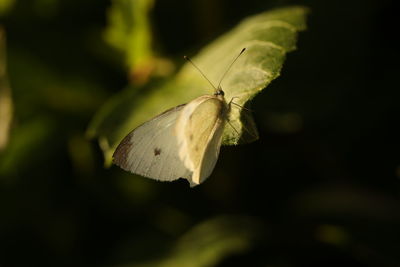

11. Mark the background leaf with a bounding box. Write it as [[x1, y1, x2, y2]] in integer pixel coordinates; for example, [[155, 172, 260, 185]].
[[104, 0, 156, 83], [87, 6, 309, 165], [128, 216, 261, 267]]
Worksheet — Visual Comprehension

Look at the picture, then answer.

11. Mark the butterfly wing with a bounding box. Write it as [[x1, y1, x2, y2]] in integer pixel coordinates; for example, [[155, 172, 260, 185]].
[[175, 95, 228, 186], [113, 104, 192, 181]]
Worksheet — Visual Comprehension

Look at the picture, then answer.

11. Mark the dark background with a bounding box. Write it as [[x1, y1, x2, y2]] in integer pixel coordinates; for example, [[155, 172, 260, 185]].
[[0, 0, 399, 266]]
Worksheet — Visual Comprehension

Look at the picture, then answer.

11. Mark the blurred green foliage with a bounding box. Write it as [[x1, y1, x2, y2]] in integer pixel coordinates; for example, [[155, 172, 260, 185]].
[[0, 27, 12, 150], [0, 0, 399, 266], [104, 0, 156, 83], [0, 0, 15, 15]]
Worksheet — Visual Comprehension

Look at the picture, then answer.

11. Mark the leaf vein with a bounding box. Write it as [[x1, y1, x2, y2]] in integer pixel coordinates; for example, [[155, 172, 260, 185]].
[[252, 20, 298, 32], [245, 40, 286, 53]]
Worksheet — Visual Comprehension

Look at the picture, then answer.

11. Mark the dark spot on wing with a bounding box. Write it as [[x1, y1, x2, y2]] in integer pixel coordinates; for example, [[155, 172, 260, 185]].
[[113, 135, 133, 168], [195, 145, 199, 152], [189, 134, 193, 141], [154, 148, 161, 156]]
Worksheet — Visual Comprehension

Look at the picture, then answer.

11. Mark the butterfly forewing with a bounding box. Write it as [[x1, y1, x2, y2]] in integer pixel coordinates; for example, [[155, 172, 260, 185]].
[[113, 105, 192, 181]]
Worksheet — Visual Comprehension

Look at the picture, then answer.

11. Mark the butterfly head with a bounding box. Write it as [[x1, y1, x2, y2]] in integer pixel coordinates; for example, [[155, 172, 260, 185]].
[[214, 87, 225, 97]]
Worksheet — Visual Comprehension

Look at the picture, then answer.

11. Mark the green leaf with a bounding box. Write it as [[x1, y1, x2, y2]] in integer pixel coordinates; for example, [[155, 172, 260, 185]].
[[129, 215, 261, 267], [87, 6, 309, 165], [104, 0, 155, 73]]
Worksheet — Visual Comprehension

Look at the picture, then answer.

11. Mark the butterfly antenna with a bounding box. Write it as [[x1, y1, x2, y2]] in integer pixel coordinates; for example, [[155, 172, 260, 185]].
[[217, 47, 246, 89], [184, 55, 217, 90]]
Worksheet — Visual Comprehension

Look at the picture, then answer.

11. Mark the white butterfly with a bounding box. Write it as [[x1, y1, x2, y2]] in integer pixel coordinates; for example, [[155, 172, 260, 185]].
[[113, 48, 246, 186]]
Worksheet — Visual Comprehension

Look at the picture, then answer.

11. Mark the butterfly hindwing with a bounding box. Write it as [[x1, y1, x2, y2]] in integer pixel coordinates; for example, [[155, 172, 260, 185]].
[[175, 95, 228, 185]]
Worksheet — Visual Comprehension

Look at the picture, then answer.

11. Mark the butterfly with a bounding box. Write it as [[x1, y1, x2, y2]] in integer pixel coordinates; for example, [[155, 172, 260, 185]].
[[113, 48, 246, 187]]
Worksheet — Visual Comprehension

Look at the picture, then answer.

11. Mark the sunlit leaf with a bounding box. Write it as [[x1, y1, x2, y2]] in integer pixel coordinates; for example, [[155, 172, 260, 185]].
[[88, 6, 309, 165]]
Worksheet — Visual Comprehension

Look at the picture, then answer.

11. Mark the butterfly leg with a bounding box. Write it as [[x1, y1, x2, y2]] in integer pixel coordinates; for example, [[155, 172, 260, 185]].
[[226, 119, 240, 137], [229, 97, 253, 112], [227, 98, 258, 141]]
